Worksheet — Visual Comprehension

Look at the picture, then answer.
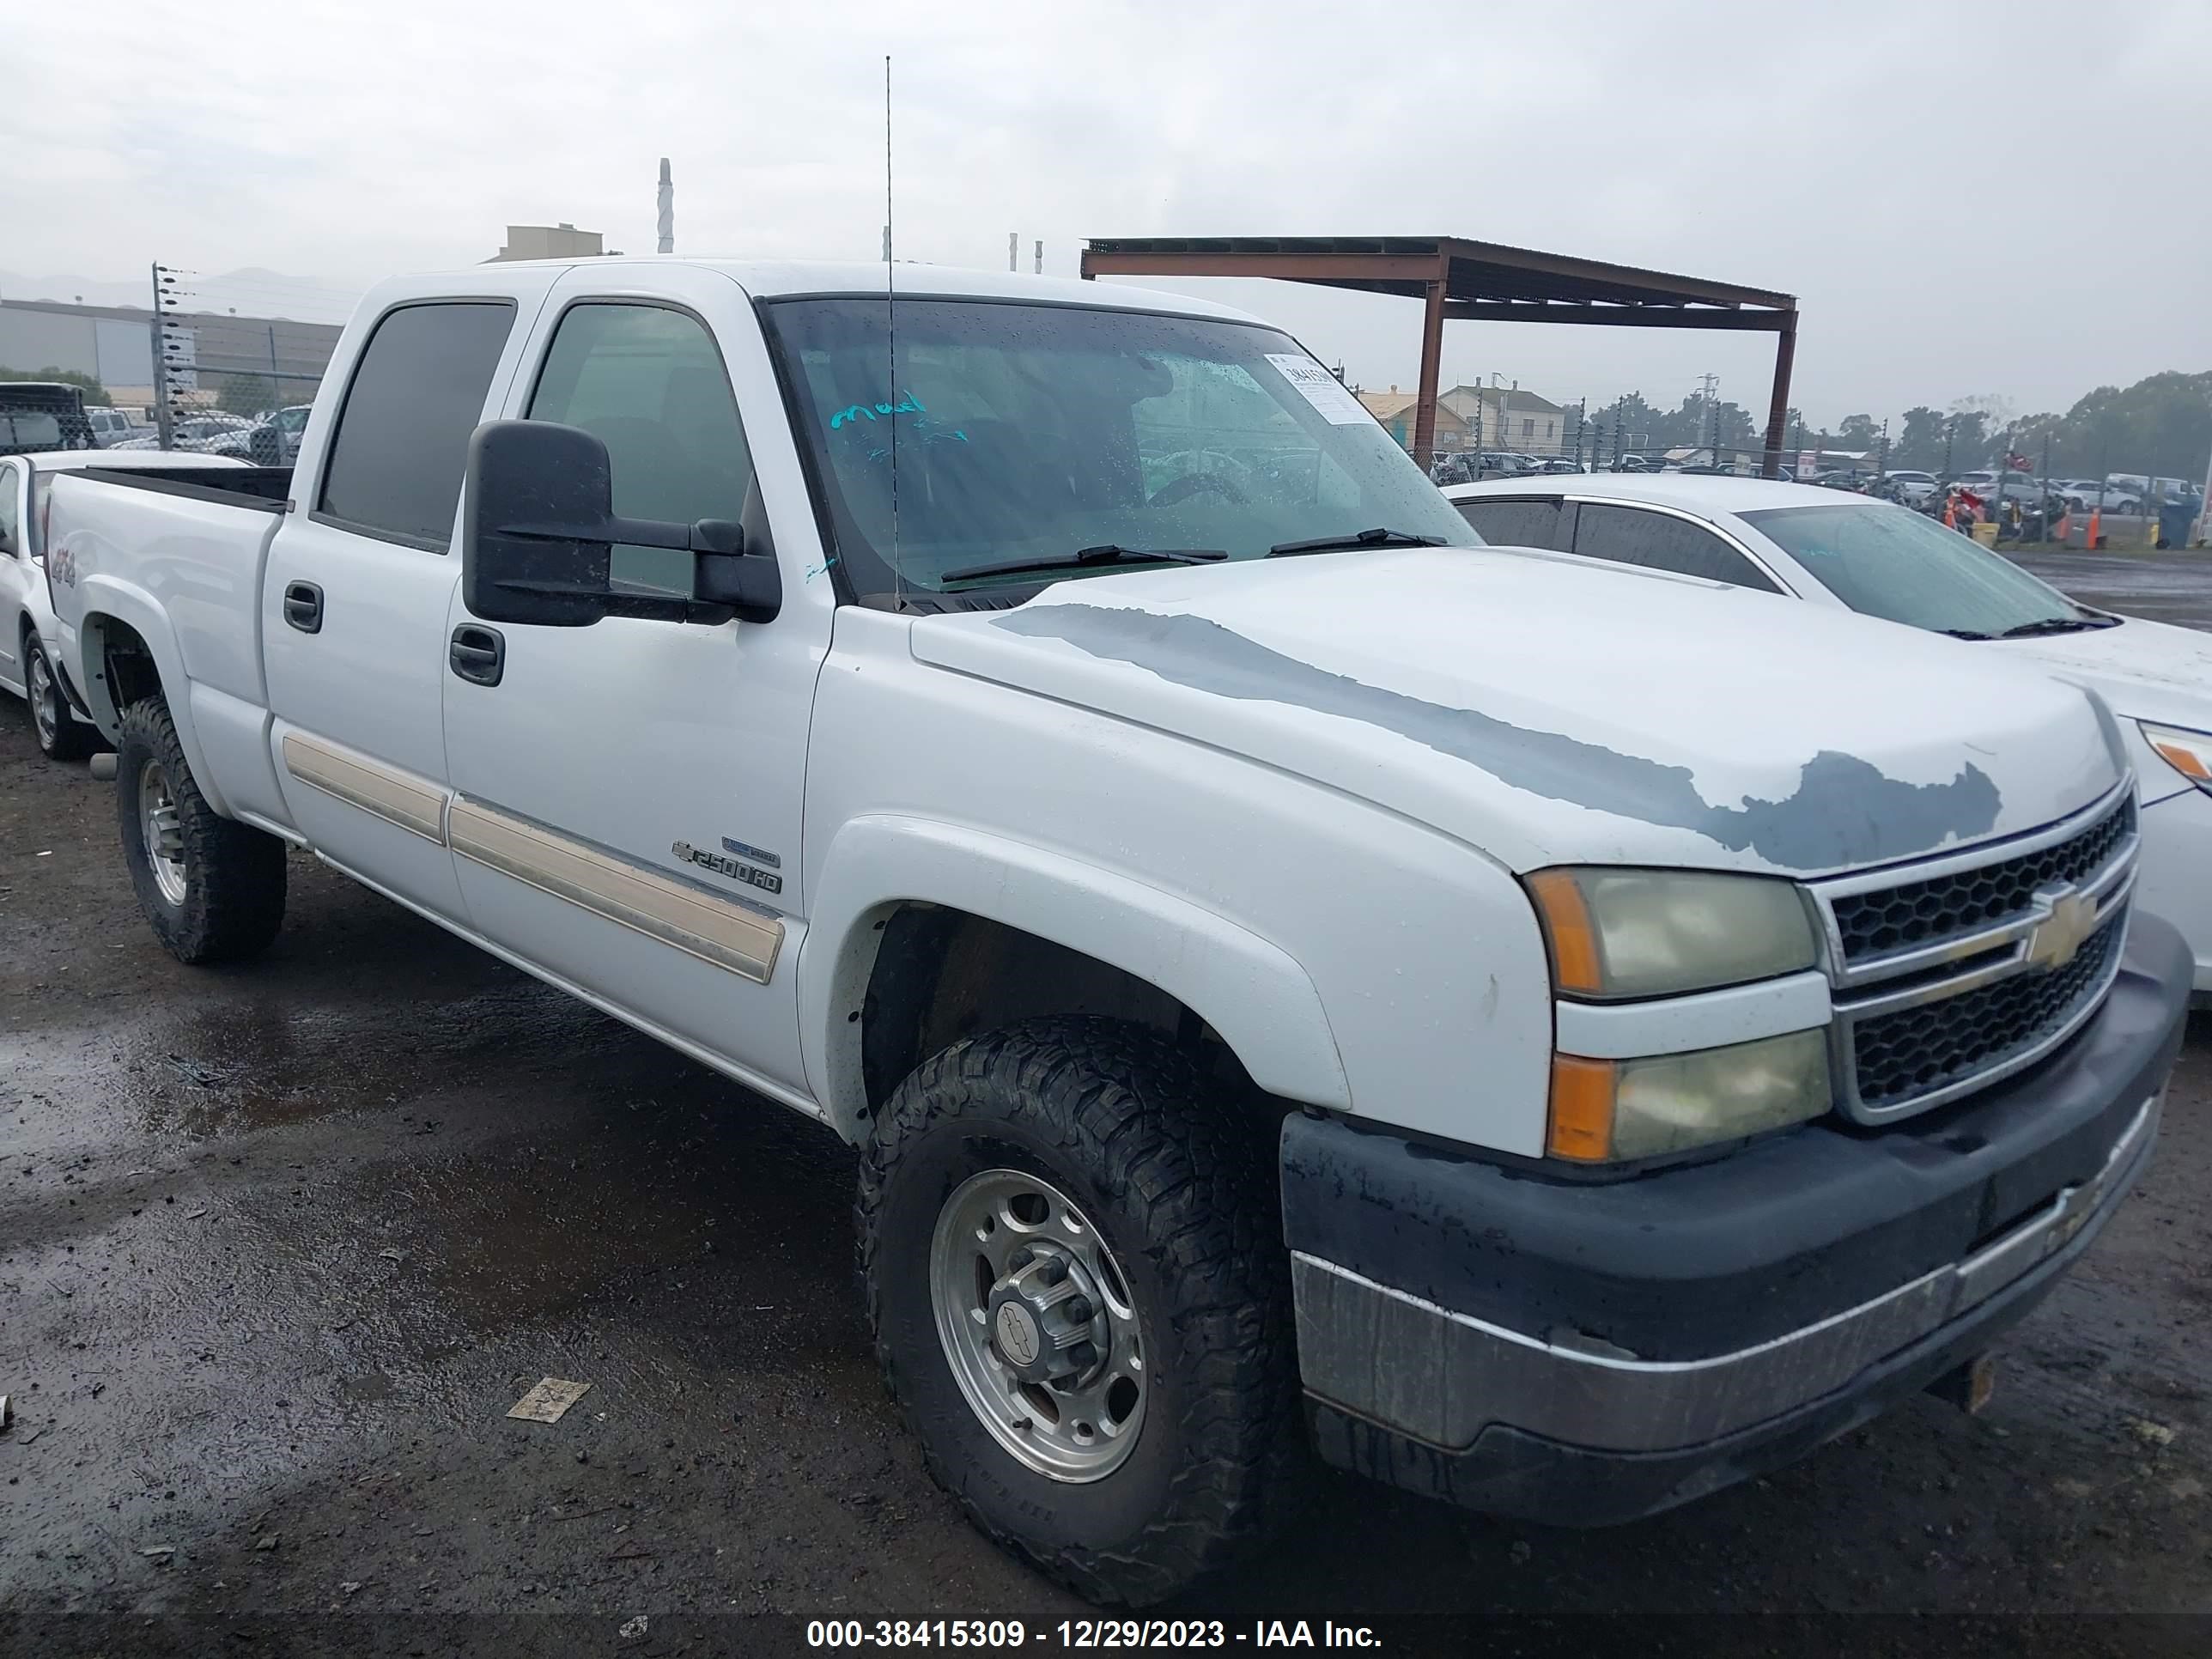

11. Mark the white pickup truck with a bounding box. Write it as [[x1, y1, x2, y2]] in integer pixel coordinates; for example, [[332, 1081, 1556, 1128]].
[[43, 258, 2189, 1604]]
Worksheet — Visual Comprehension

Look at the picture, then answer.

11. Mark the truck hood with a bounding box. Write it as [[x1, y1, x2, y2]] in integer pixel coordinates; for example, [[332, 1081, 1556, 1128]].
[[908, 550, 2126, 878]]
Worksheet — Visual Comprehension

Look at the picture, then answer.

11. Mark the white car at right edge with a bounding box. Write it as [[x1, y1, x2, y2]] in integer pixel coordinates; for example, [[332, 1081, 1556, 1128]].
[[1446, 471, 2212, 999]]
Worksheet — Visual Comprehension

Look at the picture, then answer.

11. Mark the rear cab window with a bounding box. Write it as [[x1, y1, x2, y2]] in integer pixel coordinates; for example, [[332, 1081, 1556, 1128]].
[[314, 301, 518, 550]]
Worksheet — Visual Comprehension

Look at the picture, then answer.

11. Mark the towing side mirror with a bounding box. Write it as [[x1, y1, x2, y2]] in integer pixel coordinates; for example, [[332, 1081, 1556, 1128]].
[[462, 420, 781, 627]]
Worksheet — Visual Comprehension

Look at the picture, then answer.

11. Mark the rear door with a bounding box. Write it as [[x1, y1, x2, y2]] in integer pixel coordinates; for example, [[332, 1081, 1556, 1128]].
[[1565, 502, 1790, 592], [264, 276, 557, 919], [439, 266, 827, 1095]]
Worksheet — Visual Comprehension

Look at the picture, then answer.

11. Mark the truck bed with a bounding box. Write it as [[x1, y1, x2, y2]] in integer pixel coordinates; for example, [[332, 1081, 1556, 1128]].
[[46, 463, 300, 825], [78, 465, 293, 510]]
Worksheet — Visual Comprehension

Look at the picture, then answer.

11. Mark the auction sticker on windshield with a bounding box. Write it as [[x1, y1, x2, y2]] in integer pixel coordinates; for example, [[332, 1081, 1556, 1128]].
[[1265, 353, 1371, 425]]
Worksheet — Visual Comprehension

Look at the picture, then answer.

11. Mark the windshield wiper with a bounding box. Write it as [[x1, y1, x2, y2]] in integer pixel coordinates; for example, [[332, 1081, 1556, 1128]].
[[939, 544, 1228, 584], [1267, 526, 1450, 557], [1996, 617, 2109, 638], [1938, 628, 1995, 640]]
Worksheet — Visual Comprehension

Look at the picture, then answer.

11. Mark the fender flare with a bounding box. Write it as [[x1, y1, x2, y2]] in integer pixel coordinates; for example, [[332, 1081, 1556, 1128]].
[[798, 813, 1351, 1141], [75, 577, 230, 817]]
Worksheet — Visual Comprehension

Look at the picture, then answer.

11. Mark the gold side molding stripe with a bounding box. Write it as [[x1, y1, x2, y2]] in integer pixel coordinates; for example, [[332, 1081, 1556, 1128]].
[[447, 797, 782, 985], [281, 731, 447, 843]]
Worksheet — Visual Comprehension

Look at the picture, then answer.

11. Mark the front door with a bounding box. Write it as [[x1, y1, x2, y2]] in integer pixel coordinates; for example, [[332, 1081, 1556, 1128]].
[[263, 283, 552, 919], [439, 269, 823, 1095]]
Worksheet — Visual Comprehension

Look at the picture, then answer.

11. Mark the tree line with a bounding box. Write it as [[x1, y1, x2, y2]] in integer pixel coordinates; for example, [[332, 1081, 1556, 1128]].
[[1577, 370, 2211, 481]]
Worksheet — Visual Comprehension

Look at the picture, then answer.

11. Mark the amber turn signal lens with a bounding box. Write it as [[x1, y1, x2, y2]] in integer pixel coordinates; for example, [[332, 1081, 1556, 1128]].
[[2151, 737, 2210, 781], [1526, 869, 1603, 995], [1547, 1054, 1617, 1162]]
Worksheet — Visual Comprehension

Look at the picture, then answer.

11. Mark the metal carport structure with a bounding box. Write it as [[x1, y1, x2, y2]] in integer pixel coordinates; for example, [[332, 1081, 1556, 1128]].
[[1079, 235, 1798, 474]]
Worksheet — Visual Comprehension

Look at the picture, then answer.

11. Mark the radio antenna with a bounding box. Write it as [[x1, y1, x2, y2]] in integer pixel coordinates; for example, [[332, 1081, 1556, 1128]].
[[884, 53, 902, 610]]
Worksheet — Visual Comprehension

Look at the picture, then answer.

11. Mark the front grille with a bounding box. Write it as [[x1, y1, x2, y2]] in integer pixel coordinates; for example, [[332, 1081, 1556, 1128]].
[[1814, 781, 2139, 1123], [1848, 913, 2125, 1111], [1831, 795, 2136, 964]]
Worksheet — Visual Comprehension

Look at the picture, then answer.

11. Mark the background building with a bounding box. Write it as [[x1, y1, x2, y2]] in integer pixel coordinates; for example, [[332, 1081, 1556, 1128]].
[[0, 296, 341, 410], [1358, 387, 1471, 451], [1437, 385, 1569, 453], [489, 223, 611, 262]]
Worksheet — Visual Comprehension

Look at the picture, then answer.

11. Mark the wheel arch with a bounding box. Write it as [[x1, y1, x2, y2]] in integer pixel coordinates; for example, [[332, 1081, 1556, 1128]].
[[77, 591, 229, 816], [799, 815, 1351, 1143]]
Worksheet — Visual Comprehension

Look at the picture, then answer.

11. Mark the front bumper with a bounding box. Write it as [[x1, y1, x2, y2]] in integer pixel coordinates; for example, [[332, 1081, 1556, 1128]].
[[1281, 911, 2190, 1526]]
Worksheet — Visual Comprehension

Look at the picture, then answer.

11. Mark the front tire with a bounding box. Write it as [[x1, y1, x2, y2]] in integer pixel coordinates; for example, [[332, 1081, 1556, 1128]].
[[24, 636, 94, 762], [859, 1017, 1302, 1605], [116, 698, 287, 963]]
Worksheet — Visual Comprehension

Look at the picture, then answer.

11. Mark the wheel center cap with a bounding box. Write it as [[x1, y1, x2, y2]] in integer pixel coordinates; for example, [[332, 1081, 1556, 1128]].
[[994, 1303, 1041, 1367], [985, 1245, 1104, 1385]]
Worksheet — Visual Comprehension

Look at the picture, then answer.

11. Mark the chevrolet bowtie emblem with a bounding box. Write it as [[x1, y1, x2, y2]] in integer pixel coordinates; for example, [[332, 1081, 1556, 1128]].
[[2023, 889, 2099, 972]]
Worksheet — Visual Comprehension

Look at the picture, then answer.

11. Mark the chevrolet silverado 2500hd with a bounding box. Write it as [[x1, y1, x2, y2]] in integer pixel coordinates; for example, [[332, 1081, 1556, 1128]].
[[43, 258, 2189, 1604]]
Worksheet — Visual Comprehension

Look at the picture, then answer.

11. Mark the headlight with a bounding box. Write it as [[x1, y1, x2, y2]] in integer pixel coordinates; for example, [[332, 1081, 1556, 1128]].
[[1548, 1030, 1832, 1162], [2141, 721, 2212, 790], [1524, 866, 1820, 999]]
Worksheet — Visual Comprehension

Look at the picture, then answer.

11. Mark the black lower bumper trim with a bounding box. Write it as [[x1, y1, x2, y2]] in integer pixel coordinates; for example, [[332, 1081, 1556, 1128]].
[[1307, 1167, 2117, 1526]]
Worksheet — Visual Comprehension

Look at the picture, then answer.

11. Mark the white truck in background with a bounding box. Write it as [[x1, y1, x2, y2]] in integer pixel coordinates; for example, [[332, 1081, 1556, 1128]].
[[42, 257, 2188, 1603]]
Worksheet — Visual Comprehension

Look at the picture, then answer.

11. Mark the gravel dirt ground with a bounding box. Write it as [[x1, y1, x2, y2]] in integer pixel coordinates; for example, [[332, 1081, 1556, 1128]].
[[3, 550, 2211, 1655]]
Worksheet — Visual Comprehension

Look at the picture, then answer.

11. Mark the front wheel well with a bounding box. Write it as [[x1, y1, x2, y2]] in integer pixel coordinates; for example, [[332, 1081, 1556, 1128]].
[[855, 904, 1262, 1127]]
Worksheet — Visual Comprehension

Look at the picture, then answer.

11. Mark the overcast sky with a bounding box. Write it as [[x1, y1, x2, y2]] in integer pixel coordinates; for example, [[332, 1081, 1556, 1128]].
[[5, 0, 2206, 427]]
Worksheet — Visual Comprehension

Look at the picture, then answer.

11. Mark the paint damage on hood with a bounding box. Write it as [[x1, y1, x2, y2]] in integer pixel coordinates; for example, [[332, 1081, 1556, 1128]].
[[910, 550, 2126, 878]]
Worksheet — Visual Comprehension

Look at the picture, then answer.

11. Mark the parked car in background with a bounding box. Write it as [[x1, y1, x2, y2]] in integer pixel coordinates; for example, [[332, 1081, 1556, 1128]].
[[0, 381, 95, 456], [247, 404, 314, 465], [40, 254, 2186, 1603], [1881, 469, 1937, 506], [1446, 471, 2212, 997], [108, 414, 257, 455], [1537, 456, 1585, 474], [2058, 480, 2141, 514], [1468, 449, 1534, 477], [84, 406, 151, 447], [2, 449, 249, 758]]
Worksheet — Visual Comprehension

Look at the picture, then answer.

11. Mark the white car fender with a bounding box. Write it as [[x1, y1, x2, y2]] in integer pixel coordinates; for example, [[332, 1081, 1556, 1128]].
[[798, 812, 1351, 1140]]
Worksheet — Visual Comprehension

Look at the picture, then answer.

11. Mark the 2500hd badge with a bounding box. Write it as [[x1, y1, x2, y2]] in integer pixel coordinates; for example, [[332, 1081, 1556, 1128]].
[[672, 840, 782, 895]]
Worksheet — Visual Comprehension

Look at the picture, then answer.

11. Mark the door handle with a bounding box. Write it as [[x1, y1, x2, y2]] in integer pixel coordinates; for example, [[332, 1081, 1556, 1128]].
[[449, 623, 505, 687], [282, 580, 323, 634]]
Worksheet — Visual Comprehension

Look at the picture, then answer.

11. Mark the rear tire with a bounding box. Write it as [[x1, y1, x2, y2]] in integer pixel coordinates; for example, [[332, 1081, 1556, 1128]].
[[24, 636, 94, 762], [859, 1016, 1303, 1606], [116, 697, 287, 963]]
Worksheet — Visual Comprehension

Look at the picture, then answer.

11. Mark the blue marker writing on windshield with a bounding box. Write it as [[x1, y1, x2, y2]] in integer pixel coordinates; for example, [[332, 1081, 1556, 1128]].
[[830, 391, 927, 429]]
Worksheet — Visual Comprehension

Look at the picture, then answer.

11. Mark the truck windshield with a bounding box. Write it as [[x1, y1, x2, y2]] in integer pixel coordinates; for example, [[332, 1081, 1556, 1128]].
[[760, 297, 1474, 605], [1740, 501, 2096, 639]]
